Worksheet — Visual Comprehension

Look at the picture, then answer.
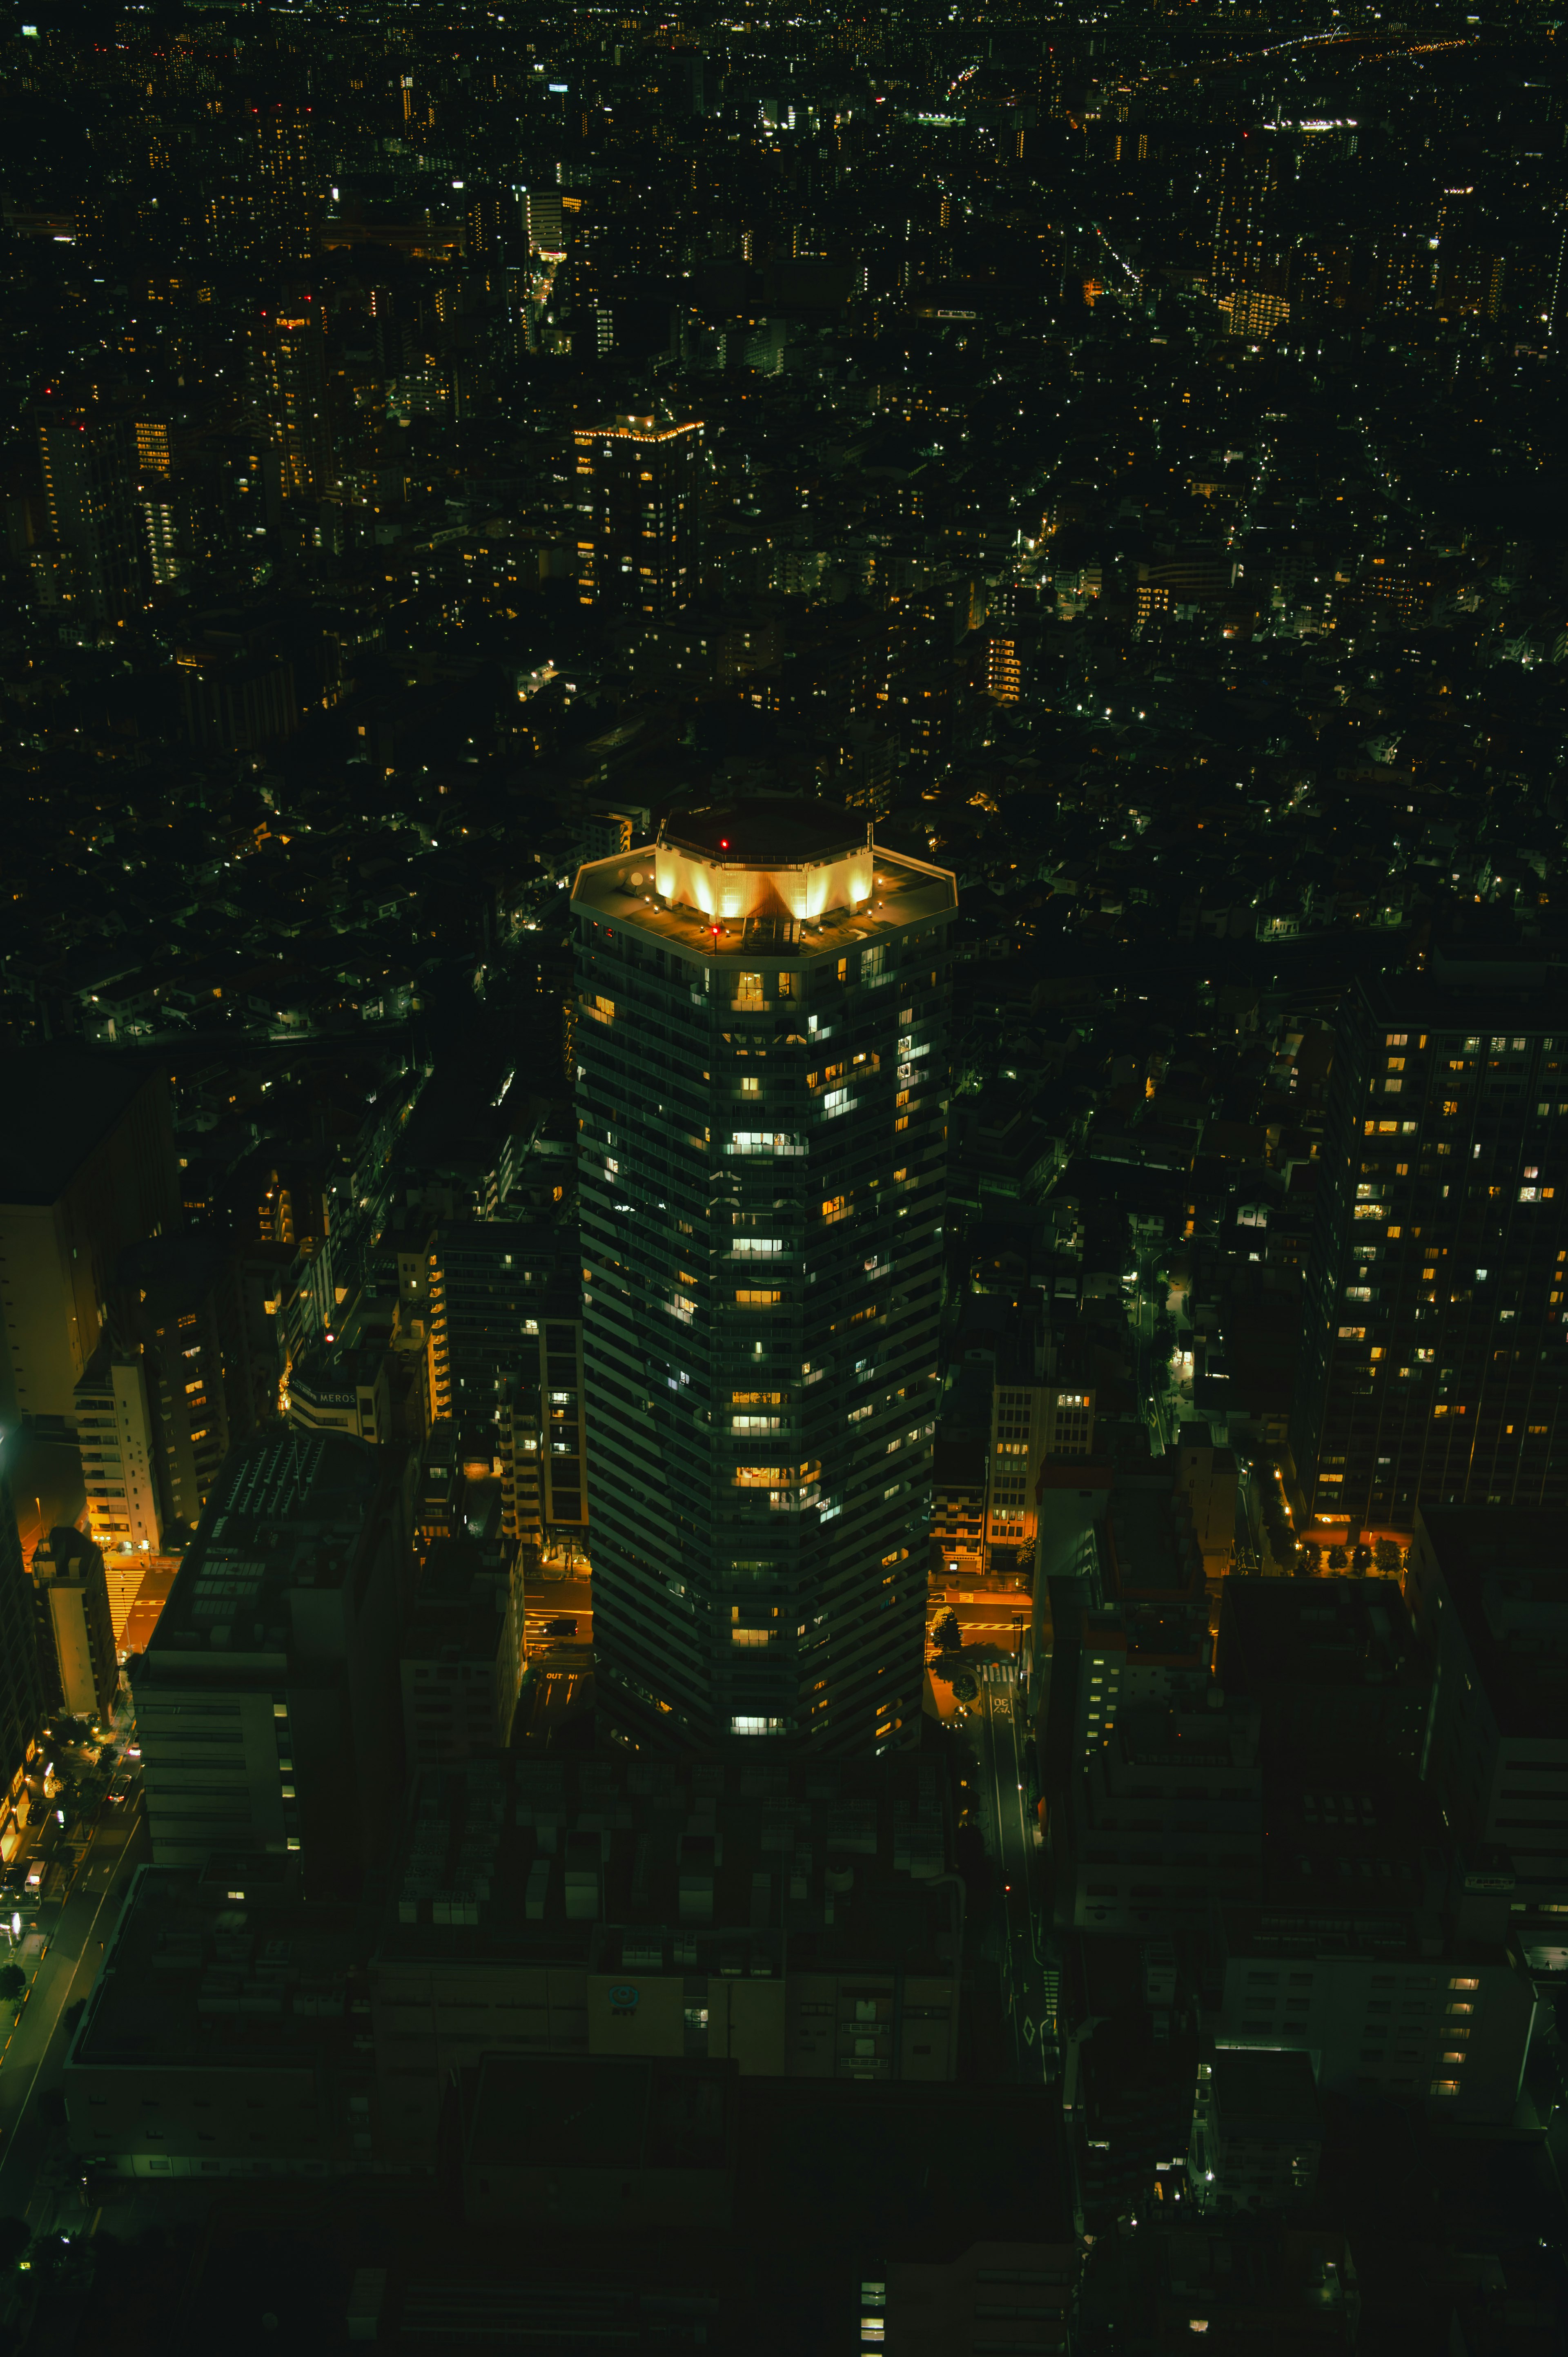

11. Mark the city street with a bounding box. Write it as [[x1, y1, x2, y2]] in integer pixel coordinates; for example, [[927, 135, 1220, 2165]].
[[930, 1593, 1033, 1645], [514, 1573, 595, 1748], [523, 1572, 593, 1654], [0, 1797, 147, 2234], [972, 1659, 1056, 2087]]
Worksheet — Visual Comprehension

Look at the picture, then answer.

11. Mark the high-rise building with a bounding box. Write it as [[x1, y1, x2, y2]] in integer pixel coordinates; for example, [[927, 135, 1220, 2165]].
[[33, 407, 145, 619], [571, 800, 956, 1754], [115, 1235, 234, 1534], [72, 1344, 163, 1638], [1212, 138, 1283, 297], [32, 1525, 118, 1724], [1291, 975, 1568, 1536], [422, 1224, 588, 1561], [0, 1053, 182, 1430], [522, 187, 566, 256], [0, 1443, 46, 1819], [217, 1240, 292, 1440], [250, 104, 318, 270], [248, 295, 330, 499], [494, 1302, 590, 1559], [572, 414, 702, 624], [1406, 1505, 1568, 1939], [130, 1427, 410, 1895]]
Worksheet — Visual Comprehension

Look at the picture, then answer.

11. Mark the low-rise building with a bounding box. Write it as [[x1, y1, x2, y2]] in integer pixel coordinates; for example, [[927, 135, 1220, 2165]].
[[1080, 2219, 1359, 2350], [463, 2053, 737, 2231], [285, 1342, 391, 1447], [1169, 1423, 1236, 1596], [399, 1536, 521, 1769], [371, 1750, 960, 2166], [884, 2243, 1078, 2356], [1058, 1678, 1263, 1935], [1218, 1575, 1435, 1775], [1189, 2046, 1321, 2215], [64, 1857, 373, 2182], [930, 1436, 987, 1574], [1060, 1936, 1200, 2236], [1210, 1800, 1536, 2124]]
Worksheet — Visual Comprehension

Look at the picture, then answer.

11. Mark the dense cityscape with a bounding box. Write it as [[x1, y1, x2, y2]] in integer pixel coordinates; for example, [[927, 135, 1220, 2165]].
[[0, 0, 1566, 2346]]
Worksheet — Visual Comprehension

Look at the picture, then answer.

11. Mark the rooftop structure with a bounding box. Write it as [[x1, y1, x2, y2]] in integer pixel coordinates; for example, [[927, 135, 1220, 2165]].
[[1190, 2047, 1321, 2215], [1218, 1576, 1434, 1772], [65, 1858, 370, 2181], [371, 1749, 959, 2163]]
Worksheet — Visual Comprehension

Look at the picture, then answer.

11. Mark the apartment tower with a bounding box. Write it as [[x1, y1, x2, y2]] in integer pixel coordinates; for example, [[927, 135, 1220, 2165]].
[[572, 801, 956, 1753], [1292, 972, 1568, 1536]]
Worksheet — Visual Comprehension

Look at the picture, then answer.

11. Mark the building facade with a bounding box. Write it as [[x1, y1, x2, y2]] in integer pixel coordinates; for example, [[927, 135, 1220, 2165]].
[[572, 801, 956, 1753], [73, 1344, 164, 1623], [0, 1053, 182, 1429], [0, 1443, 45, 1823], [33, 1525, 118, 1724], [130, 1428, 409, 1897], [424, 1223, 587, 1559], [1406, 1505, 1568, 1942], [572, 414, 702, 623], [1292, 974, 1568, 1537]]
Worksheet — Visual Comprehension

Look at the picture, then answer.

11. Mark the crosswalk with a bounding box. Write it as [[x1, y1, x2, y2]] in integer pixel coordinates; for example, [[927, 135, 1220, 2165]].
[[962, 1619, 1028, 1633], [1039, 1970, 1060, 2034]]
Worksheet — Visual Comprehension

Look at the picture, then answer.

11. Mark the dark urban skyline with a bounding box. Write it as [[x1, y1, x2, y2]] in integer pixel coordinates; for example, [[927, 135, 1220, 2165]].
[[0, 0, 1566, 2348]]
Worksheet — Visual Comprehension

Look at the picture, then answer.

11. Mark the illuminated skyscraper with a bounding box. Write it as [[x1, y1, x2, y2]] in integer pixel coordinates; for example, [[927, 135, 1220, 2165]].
[[572, 414, 702, 624], [571, 801, 956, 1754], [1292, 975, 1568, 1536], [248, 295, 330, 499], [251, 103, 318, 271], [1212, 137, 1284, 305], [35, 408, 144, 618]]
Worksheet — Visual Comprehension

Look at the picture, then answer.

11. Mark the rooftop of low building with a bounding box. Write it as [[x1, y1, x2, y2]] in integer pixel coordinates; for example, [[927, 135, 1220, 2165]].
[[69, 1858, 361, 2071], [376, 1749, 956, 1983], [140, 1427, 386, 1661]]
